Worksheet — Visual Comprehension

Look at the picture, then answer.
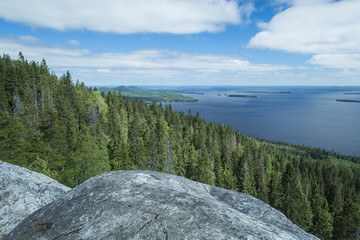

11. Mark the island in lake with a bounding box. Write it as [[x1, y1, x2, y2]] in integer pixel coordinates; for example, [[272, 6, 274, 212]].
[[98, 86, 197, 102], [177, 91, 204, 95], [228, 94, 258, 98], [336, 99, 360, 103], [237, 91, 291, 94]]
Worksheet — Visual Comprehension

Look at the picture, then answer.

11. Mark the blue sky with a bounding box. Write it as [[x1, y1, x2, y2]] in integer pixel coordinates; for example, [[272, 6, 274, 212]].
[[0, 0, 359, 86]]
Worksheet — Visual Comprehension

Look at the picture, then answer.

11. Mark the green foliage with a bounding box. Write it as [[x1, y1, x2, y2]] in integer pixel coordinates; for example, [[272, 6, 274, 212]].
[[0, 116, 26, 165], [279, 162, 313, 231], [62, 133, 110, 187], [310, 184, 333, 239], [333, 199, 360, 240], [1, 54, 360, 239]]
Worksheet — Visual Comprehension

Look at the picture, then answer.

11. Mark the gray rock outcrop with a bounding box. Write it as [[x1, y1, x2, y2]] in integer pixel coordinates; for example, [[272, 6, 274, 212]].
[[5, 170, 318, 240], [0, 161, 70, 239]]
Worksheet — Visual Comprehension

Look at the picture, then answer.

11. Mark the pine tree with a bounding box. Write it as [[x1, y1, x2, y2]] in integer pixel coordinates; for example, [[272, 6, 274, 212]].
[[0, 116, 26, 165], [279, 162, 313, 231], [62, 133, 110, 187], [310, 184, 333, 239], [333, 199, 360, 240], [128, 113, 148, 169], [242, 161, 256, 196]]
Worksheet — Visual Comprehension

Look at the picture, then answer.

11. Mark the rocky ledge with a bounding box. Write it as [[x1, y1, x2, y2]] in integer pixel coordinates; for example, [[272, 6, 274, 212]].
[[5, 170, 318, 240], [0, 161, 70, 239]]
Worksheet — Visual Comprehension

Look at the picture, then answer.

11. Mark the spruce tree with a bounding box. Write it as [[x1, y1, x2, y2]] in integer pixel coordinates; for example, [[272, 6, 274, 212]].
[[279, 162, 313, 231], [310, 184, 333, 239]]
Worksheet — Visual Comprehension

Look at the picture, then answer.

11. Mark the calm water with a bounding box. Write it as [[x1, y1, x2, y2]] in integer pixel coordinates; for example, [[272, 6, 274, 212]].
[[158, 86, 360, 156]]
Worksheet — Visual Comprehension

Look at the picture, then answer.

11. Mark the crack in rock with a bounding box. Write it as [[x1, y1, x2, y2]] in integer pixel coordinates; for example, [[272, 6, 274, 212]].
[[52, 225, 84, 240], [4, 170, 319, 240], [136, 219, 153, 234]]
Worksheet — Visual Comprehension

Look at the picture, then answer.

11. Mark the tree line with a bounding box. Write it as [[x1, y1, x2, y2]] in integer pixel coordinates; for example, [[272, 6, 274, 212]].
[[1, 53, 360, 239]]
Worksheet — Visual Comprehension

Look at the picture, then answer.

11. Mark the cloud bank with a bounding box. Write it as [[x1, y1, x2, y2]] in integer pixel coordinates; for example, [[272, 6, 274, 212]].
[[3, 34, 358, 86], [0, 35, 302, 85], [248, 0, 360, 68], [0, 0, 250, 34], [0, 36, 292, 72], [307, 54, 360, 69]]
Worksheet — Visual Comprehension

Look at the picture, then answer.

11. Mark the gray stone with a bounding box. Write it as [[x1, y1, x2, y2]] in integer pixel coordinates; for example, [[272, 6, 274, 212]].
[[0, 161, 70, 239], [5, 170, 318, 240]]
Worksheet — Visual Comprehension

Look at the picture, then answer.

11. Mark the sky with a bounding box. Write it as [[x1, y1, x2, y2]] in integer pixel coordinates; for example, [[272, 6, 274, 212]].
[[0, 0, 359, 86]]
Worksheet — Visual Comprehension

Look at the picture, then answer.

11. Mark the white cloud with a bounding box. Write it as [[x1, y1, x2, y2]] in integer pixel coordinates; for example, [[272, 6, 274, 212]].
[[307, 54, 360, 68], [271, 0, 294, 8], [3, 34, 358, 86], [97, 69, 111, 73], [248, 0, 360, 68], [0, 0, 251, 34], [0, 35, 291, 72], [273, 0, 293, 4], [68, 40, 80, 46], [239, 2, 256, 21], [66, 66, 360, 86], [18, 35, 40, 43], [0, 35, 300, 85]]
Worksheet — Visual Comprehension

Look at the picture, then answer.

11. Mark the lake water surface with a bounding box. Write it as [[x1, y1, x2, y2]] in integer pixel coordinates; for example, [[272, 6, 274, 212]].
[[159, 86, 360, 156]]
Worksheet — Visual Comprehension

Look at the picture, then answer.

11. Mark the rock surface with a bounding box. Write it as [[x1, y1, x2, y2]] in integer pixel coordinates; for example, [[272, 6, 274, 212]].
[[0, 161, 70, 239], [5, 170, 318, 240]]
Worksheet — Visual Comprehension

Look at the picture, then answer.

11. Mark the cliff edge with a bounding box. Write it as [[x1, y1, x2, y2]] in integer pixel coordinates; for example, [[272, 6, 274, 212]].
[[0, 161, 70, 238], [4, 170, 318, 240]]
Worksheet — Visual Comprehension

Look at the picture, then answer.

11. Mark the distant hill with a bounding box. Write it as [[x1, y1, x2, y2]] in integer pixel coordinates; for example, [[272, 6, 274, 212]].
[[98, 86, 197, 102]]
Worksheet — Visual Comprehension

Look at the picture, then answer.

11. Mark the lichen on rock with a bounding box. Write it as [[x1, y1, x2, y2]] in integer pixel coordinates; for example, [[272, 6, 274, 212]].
[[4, 170, 318, 240], [0, 161, 70, 239]]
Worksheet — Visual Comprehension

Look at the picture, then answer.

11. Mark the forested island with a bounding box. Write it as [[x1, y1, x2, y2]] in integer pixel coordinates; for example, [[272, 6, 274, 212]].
[[98, 86, 197, 102], [237, 91, 291, 94], [1, 54, 360, 239], [336, 99, 360, 103], [228, 94, 258, 98]]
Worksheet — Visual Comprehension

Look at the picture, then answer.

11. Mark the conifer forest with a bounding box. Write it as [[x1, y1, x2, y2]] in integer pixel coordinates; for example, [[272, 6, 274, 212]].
[[1, 54, 360, 239]]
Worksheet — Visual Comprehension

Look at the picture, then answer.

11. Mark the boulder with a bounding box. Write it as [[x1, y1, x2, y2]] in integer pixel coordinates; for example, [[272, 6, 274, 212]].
[[5, 170, 318, 240], [0, 161, 70, 239]]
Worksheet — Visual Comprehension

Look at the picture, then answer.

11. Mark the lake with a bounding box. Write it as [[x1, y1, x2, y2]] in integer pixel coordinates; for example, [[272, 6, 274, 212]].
[[157, 86, 360, 157]]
